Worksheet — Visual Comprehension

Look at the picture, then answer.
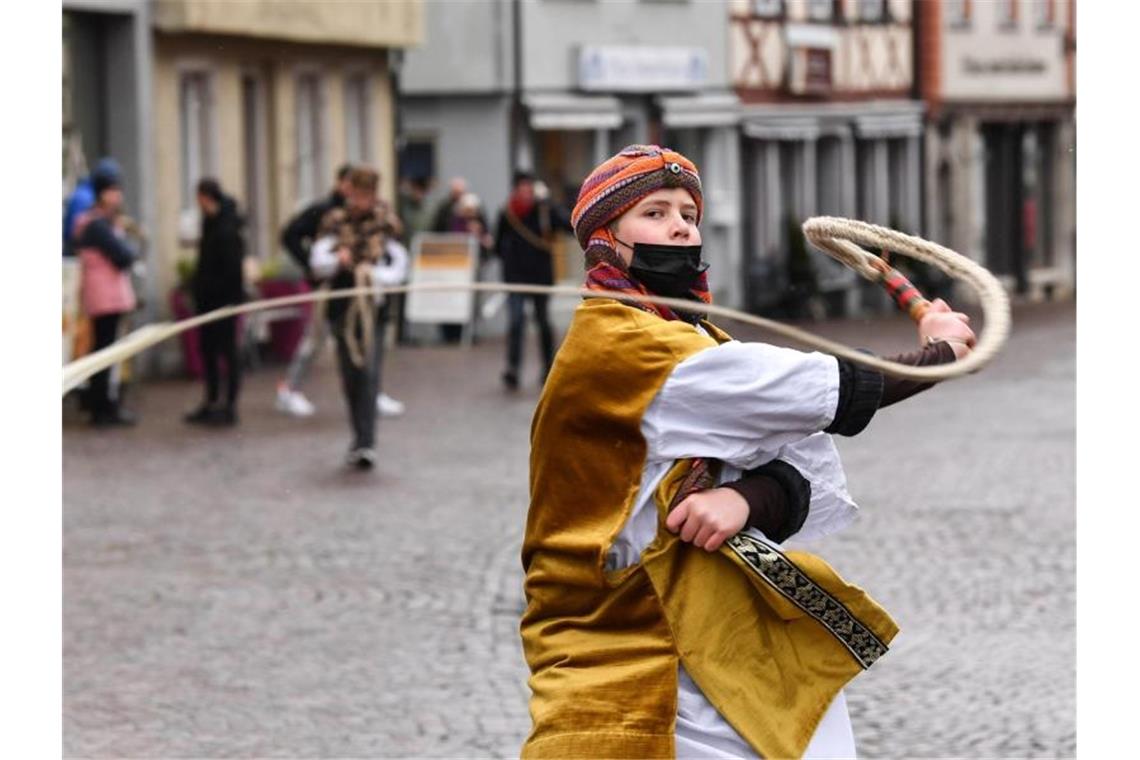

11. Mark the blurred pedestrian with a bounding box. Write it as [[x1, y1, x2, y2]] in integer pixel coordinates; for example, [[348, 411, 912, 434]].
[[64, 157, 122, 258], [432, 177, 489, 343], [274, 164, 353, 418], [429, 176, 468, 233], [72, 161, 139, 427], [493, 171, 573, 390], [184, 178, 247, 427], [309, 168, 402, 468], [393, 175, 432, 344]]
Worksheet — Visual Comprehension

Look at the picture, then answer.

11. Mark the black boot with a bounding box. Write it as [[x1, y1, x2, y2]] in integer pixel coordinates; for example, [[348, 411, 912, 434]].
[[184, 404, 217, 425]]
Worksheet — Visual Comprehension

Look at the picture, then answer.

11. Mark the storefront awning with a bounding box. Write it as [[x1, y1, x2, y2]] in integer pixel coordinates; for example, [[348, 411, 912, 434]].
[[741, 101, 924, 140], [656, 92, 741, 128], [523, 93, 623, 131], [742, 117, 821, 141], [852, 112, 923, 138]]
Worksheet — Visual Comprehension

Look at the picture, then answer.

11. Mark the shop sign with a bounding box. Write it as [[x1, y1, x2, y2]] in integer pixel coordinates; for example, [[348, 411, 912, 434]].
[[578, 46, 708, 92], [406, 233, 480, 330], [962, 57, 1047, 75]]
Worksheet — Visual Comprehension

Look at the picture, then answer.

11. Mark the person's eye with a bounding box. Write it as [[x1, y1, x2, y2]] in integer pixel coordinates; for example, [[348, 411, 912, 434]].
[[646, 209, 663, 218], [684, 214, 697, 224]]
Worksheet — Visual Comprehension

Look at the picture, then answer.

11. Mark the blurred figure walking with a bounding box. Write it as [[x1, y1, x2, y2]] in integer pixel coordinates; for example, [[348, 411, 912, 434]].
[[309, 168, 403, 468], [184, 179, 247, 427], [493, 171, 572, 390]]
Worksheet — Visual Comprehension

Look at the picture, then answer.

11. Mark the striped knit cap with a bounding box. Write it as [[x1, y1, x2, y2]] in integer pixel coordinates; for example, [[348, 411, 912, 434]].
[[571, 144, 703, 269]]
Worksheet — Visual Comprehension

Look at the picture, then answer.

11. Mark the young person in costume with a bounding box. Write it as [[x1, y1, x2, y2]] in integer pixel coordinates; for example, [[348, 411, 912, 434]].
[[308, 168, 405, 469], [520, 145, 975, 758]]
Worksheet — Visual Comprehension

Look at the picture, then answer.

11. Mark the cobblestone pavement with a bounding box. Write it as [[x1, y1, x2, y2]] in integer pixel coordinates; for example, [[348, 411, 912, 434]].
[[63, 300, 1074, 758]]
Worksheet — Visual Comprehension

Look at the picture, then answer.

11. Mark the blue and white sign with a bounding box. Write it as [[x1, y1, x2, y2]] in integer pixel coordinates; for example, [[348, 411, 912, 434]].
[[578, 46, 709, 92]]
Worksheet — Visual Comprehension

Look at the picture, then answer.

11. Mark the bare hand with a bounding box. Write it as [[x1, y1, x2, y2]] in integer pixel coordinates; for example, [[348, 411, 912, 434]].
[[665, 487, 750, 552], [918, 298, 976, 359]]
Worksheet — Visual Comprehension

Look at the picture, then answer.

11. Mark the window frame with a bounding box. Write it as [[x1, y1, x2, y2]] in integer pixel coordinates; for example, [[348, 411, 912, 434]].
[[751, 0, 785, 20], [293, 67, 329, 209], [856, 0, 886, 23], [944, 0, 972, 29], [997, 0, 1020, 31], [343, 68, 374, 166], [176, 62, 218, 240], [1033, 0, 1055, 30], [807, 0, 834, 22]]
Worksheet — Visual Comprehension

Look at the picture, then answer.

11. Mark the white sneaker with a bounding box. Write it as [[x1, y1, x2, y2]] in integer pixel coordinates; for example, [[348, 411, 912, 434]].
[[376, 392, 405, 417], [276, 384, 316, 417]]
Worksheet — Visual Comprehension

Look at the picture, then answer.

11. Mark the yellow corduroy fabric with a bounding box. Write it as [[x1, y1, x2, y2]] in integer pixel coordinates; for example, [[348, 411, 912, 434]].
[[520, 298, 898, 759]]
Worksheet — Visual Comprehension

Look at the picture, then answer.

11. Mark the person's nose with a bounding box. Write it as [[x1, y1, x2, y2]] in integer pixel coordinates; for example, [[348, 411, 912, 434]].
[[669, 211, 690, 240]]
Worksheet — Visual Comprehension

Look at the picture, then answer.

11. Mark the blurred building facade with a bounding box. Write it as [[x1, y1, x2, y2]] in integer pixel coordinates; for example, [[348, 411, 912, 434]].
[[62, 0, 1077, 375], [916, 0, 1076, 301], [400, 0, 746, 310], [63, 0, 423, 372], [730, 0, 924, 316]]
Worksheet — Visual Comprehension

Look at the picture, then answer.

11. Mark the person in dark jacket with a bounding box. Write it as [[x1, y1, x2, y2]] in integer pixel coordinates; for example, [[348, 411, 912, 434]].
[[494, 171, 573, 390], [274, 164, 354, 417], [72, 162, 140, 427], [185, 178, 247, 426]]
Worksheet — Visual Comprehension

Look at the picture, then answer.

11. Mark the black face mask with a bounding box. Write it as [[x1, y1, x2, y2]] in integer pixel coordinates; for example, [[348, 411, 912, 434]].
[[618, 238, 709, 299]]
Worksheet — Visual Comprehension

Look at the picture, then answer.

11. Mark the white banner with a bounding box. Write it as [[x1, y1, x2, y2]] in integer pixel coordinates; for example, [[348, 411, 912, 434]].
[[405, 233, 479, 325]]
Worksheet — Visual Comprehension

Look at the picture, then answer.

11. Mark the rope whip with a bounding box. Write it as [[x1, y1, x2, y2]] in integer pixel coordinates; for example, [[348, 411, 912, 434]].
[[62, 218, 1010, 395]]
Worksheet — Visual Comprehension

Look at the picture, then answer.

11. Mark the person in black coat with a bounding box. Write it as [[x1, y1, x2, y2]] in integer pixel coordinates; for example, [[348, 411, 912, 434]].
[[494, 171, 573, 390], [185, 178, 247, 426], [274, 164, 353, 416]]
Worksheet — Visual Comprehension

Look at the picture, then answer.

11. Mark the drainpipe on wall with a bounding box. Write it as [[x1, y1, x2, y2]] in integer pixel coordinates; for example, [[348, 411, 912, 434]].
[[389, 46, 405, 200], [510, 0, 529, 172], [134, 0, 160, 377]]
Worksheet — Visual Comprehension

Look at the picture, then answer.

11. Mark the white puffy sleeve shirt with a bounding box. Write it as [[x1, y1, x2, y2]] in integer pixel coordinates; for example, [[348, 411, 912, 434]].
[[607, 338, 860, 573]]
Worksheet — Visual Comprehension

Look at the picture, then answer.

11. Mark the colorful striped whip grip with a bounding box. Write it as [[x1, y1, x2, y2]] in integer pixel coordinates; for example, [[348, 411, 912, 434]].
[[868, 253, 931, 323]]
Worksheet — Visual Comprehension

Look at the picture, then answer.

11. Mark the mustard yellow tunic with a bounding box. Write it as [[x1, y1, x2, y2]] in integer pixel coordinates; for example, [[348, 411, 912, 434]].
[[521, 299, 898, 758]]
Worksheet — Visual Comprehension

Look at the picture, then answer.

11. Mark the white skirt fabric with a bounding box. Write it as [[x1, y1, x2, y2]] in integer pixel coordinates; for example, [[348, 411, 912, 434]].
[[675, 665, 857, 759]]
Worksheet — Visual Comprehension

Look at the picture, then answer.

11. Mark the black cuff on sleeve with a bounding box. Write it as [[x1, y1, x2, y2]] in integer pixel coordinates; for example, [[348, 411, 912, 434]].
[[825, 357, 884, 437], [722, 459, 812, 543]]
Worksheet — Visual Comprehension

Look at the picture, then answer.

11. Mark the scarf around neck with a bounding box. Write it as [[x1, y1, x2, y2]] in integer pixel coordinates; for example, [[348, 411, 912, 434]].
[[583, 256, 711, 325]]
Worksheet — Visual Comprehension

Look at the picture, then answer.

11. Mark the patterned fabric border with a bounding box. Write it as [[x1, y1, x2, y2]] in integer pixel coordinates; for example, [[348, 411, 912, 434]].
[[724, 533, 889, 669]]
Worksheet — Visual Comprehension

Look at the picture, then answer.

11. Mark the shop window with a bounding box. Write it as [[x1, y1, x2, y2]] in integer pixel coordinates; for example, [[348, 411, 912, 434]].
[[805, 49, 832, 91], [295, 72, 326, 207], [344, 72, 372, 165], [398, 137, 436, 184]]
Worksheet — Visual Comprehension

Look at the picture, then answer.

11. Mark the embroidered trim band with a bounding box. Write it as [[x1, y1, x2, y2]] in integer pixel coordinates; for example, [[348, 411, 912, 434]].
[[725, 533, 889, 669]]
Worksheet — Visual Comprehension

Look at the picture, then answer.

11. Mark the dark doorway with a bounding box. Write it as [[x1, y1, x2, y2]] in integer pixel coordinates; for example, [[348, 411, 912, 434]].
[[982, 122, 1027, 293]]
